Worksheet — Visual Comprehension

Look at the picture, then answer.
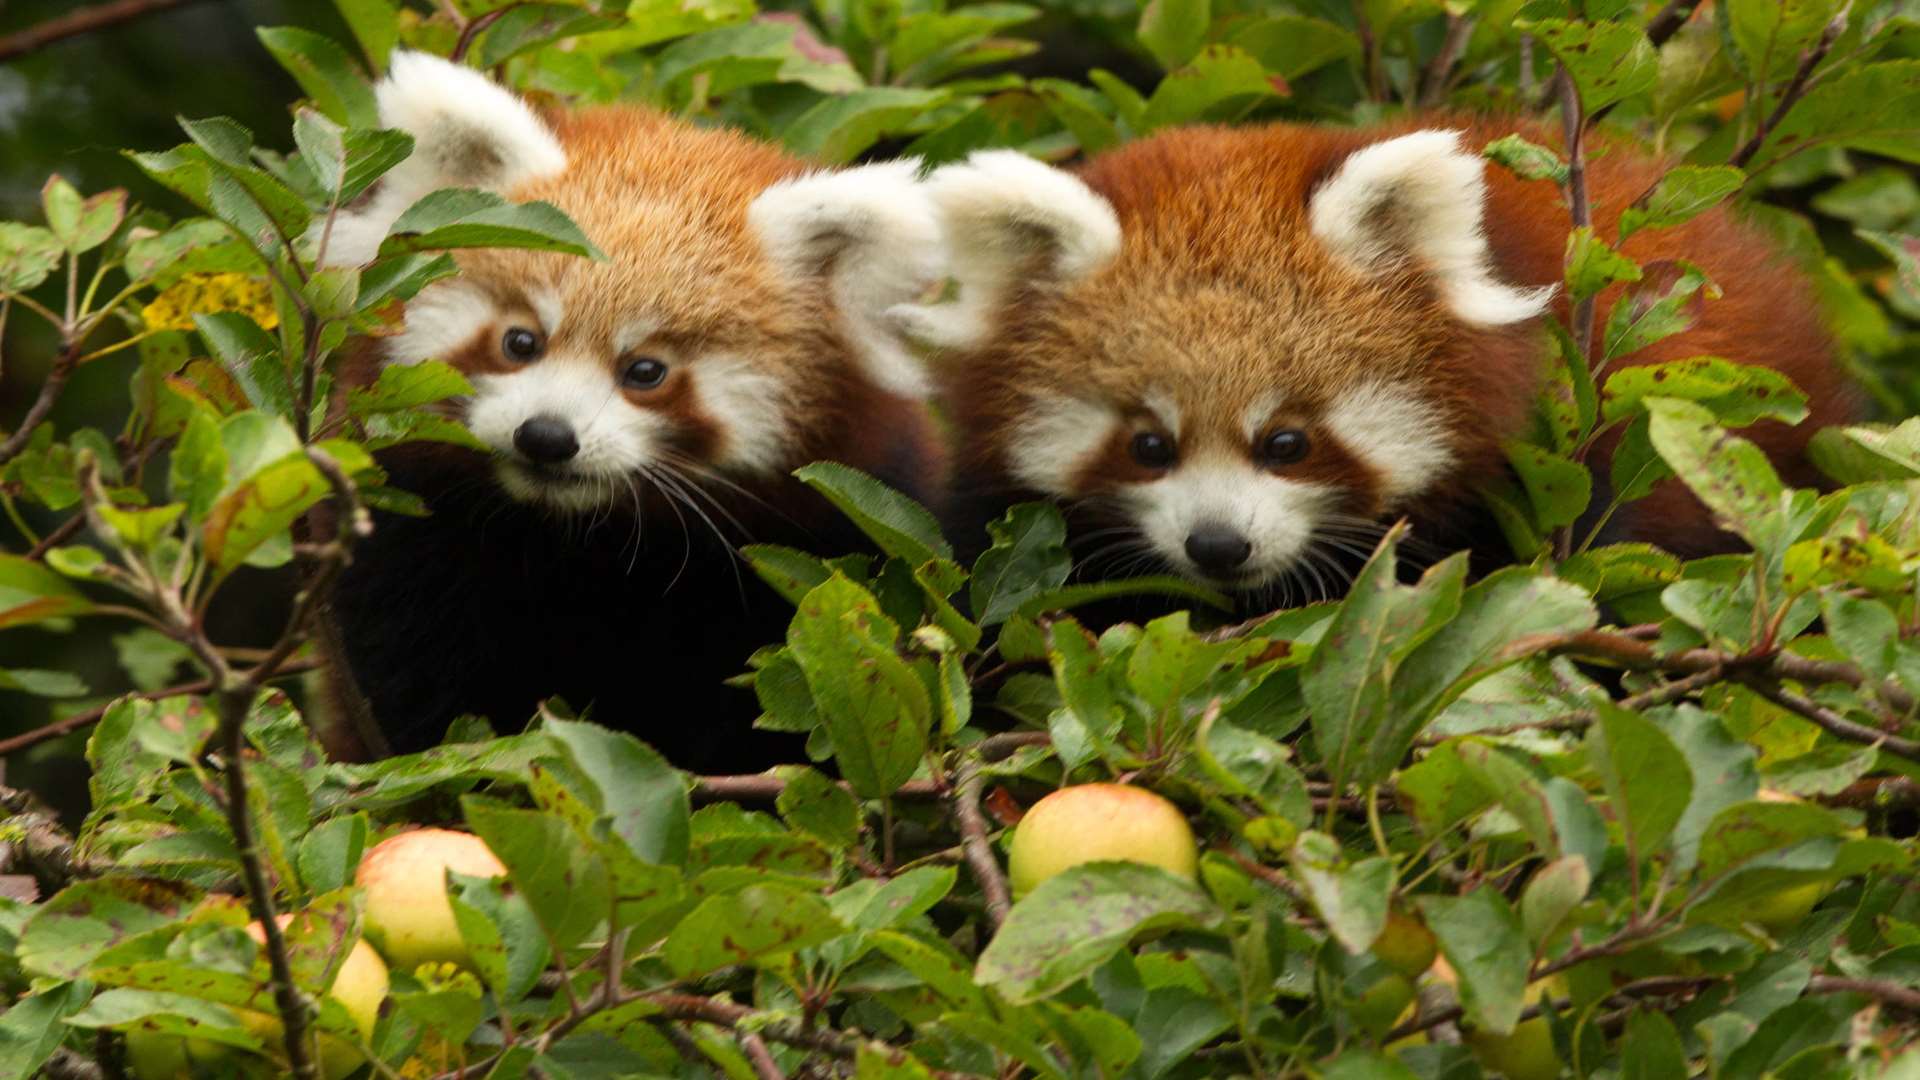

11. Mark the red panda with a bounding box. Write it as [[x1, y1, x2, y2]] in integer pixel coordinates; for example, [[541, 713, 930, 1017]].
[[897, 120, 1854, 606], [319, 53, 946, 763]]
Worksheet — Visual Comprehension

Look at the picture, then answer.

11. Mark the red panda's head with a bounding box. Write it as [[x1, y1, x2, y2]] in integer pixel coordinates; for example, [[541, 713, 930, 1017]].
[[330, 53, 939, 513], [903, 128, 1556, 596]]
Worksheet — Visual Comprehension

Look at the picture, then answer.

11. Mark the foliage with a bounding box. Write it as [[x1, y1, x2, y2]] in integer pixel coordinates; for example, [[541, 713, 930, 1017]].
[[0, 0, 1919, 1077]]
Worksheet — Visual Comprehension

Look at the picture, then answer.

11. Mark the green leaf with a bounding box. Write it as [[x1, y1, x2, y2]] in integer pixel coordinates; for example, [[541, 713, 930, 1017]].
[[1483, 134, 1568, 184], [1033, 78, 1121, 155], [1644, 397, 1786, 550], [1505, 441, 1591, 530], [663, 884, 845, 977], [256, 26, 379, 128], [332, 0, 399, 70], [1521, 17, 1658, 110], [1229, 15, 1360, 80], [1519, 856, 1590, 948], [1140, 45, 1277, 131], [971, 503, 1072, 627], [1564, 226, 1642, 303], [1588, 703, 1693, 858], [1746, 60, 1920, 171], [1697, 799, 1851, 880], [1137, 0, 1209, 71], [1417, 889, 1529, 1036], [42, 177, 125, 255], [62, 988, 261, 1053], [1619, 165, 1745, 240], [786, 574, 930, 798], [0, 982, 93, 1079], [976, 863, 1220, 1004], [201, 450, 328, 574], [1609, 412, 1671, 503], [382, 189, 602, 259], [19, 880, 191, 979], [1289, 831, 1394, 955], [1603, 355, 1807, 427], [1665, 705, 1760, 873], [475, 4, 625, 68], [463, 797, 611, 953], [1622, 1009, 1689, 1079], [347, 360, 473, 416], [1807, 419, 1920, 483], [123, 219, 235, 282], [0, 554, 96, 628], [783, 88, 950, 165], [795, 462, 953, 565], [1601, 261, 1721, 362], [296, 813, 368, 895], [1726, 0, 1845, 80], [0, 223, 63, 293], [544, 718, 691, 866], [1307, 531, 1465, 792], [449, 870, 550, 1006], [1018, 575, 1231, 618], [776, 766, 861, 850]]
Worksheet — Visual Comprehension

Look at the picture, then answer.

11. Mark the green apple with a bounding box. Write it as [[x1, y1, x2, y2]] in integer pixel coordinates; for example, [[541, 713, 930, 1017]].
[[1443, 962, 1562, 1080], [355, 828, 507, 971], [1347, 971, 1416, 1037], [1007, 783, 1198, 898], [1372, 909, 1437, 978], [125, 917, 389, 1080]]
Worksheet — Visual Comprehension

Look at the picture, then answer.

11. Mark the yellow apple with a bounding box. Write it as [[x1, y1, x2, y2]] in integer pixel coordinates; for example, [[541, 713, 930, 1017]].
[[1373, 909, 1438, 978], [1007, 784, 1198, 897], [125, 917, 389, 1080], [355, 828, 507, 971]]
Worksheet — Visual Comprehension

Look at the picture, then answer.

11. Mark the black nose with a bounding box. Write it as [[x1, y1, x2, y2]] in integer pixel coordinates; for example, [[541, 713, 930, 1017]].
[[513, 415, 578, 465], [1185, 523, 1252, 574]]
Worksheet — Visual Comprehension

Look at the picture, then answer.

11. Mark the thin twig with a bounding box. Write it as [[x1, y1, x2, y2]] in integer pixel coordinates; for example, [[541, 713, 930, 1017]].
[[1351, 0, 1386, 102], [689, 732, 1049, 803], [1417, 14, 1475, 108], [0, 0, 214, 62], [1644, 0, 1705, 46], [1557, 64, 1595, 365], [0, 343, 79, 468], [1738, 679, 1920, 763], [450, 4, 520, 63], [1808, 975, 1920, 1013], [0, 784, 109, 885], [740, 1032, 786, 1080], [952, 758, 1013, 932], [1728, 4, 1851, 171], [25, 512, 86, 560]]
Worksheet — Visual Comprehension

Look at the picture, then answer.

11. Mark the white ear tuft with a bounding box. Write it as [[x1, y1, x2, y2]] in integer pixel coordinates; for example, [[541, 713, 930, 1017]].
[[749, 160, 946, 399], [325, 51, 567, 266], [895, 150, 1121, 351], [1309, 129, 1554, 326]]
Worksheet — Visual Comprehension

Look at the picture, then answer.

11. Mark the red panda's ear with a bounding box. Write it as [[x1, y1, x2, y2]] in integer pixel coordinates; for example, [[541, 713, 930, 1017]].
[[1308, 130, 1554, 326], [325, 51, 567, 267], [749, 161, 945, 400], [890, 150, 1121, 352]]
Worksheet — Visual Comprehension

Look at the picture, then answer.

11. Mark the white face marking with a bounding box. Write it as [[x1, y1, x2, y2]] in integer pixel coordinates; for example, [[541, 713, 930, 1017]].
[[387, 281, 496, 366], [1122, 458, 1332, 587], [1323, 380, 1455, 507], [1239, 391, 1286, 441], [465, 358, 665, 513], [614, 318, 659, 359], [1142, 390, 1181, 436], [1007, 394, 1122, 494], [693, 355, 797, 476], [528, 288, 563, 338]]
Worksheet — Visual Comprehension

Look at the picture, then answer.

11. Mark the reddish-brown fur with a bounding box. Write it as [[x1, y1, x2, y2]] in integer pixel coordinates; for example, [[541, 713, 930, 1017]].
[[945, 116, 1852, 561]]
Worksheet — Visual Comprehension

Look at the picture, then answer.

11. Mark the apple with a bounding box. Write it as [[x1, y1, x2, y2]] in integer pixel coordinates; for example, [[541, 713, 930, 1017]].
[[1347, 971, 1416, 1036], [125, 917, 389, 1080], [1746, 878, 1830, 935], [1372, 909, 1437, 978], [1006, 784, 1198, 898], [1429, 954, 1562, 1080], [355, 828, 507, 971]]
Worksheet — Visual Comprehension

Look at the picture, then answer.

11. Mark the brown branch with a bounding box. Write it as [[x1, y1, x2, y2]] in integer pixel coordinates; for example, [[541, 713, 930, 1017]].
[[1644, 0, 1706, 47], [1220, 848, 1308, 905], [1557, 64, 1596, 375], [1738, 678, 1920, 763], [1351, 0, 1386, 102], [40, 1048, 107, 1080], [689, 732, 1049, 803], [0, 659, 320, 759], [0, 344, 78, 468], [1808, 975, 1920, 1013], [0, 0, 214, 62], [1728, 4, 1851, 171], [1417, 13, 1475, 108], [952, 758, 1013, 932], [740, 1032, 786, 1080], [0, 783, 109, 885], [643, 992, 981, 1077], [24, 512, 85, 561], [450, 3, 520, 63]]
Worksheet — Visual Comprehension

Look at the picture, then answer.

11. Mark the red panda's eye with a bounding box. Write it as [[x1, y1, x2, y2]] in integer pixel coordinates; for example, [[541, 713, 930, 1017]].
[[1130, 431, 1175, 469], [502, 327, 543, 362], [1261, 428, 1310, 465], [622, 357, 670, 390]]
